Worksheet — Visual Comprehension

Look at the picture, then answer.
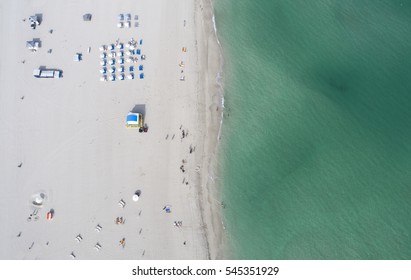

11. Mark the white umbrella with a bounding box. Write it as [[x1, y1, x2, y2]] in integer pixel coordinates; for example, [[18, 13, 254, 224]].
[[109, 52, 116, 58], [117, 43, 123, 49], [119, 74, 124, 80], [109, 67, 115, 73], [126, 57, 132, 63], [127, 73, 134, 80], [109, 59, 115, 65], [100, 53, 106, 59], [110, 75, 115, 81], [132, 194, 139, 202], [126, 50, 132, 56], [99, 45, 106, 51], [99, 68, 106, 74], [100, 60, 106, 66], [100, 75, 107, 81], [117, 22, 123, 28]]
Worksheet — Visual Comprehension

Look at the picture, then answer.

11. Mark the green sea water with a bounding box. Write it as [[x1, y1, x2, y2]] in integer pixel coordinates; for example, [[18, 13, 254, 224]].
[[215, 0, 411, 259]]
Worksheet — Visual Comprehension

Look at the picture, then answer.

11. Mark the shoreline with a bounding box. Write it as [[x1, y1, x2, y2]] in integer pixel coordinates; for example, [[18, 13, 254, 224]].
[[195, 0, 227, 259]]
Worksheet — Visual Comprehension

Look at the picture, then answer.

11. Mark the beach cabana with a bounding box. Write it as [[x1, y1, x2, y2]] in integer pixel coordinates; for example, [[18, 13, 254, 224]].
[[26, 40, 40, 51], [83, 14, 92, 21]]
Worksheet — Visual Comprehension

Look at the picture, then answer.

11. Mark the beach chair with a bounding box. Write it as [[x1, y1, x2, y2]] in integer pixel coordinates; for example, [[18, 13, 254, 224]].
[[75, 234, 83, 242], [95, 243, 102, 251], [118, 199, 126, 207], [139, 39, 143, 45]]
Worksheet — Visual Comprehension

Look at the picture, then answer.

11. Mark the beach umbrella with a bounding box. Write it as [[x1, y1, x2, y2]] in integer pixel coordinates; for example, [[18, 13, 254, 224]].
[[120, 66, 125, 72], [117, 51, 123, 57], [109, 52, 116, 58], [132, 194, 139, 202], [109, 44, 115, 50], [125, 14, 131, 21], [109, 67, 115, 73], [117, 22, 123, 28], [126, 50, 132, 56], [125, 21, 131, 28], [100, 68, 106, 74], [125, 42, 131, 48], [119, 74, 124, 80], [127, 73, 134, 80], [126, 57, 133, 63], [100, 53, 106, 59], [129, 44, 135, 50], [118, 14, 124, 21], [110, 75, 115, 81], [117, 43, 123, 49], [99, 45, 106, 51], [109, 59, 115, 65], [100, 60, 106, 66], [117, 58, 124, 64], [100, 75, 107, 81]]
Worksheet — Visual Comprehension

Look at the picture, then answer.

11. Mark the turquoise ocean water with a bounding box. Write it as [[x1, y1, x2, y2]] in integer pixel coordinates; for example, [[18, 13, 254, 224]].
[[215, 0, 411, 259]]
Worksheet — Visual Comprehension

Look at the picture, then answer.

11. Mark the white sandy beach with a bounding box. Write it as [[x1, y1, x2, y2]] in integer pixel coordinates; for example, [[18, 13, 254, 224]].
[[0, 0, 224, 259]]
